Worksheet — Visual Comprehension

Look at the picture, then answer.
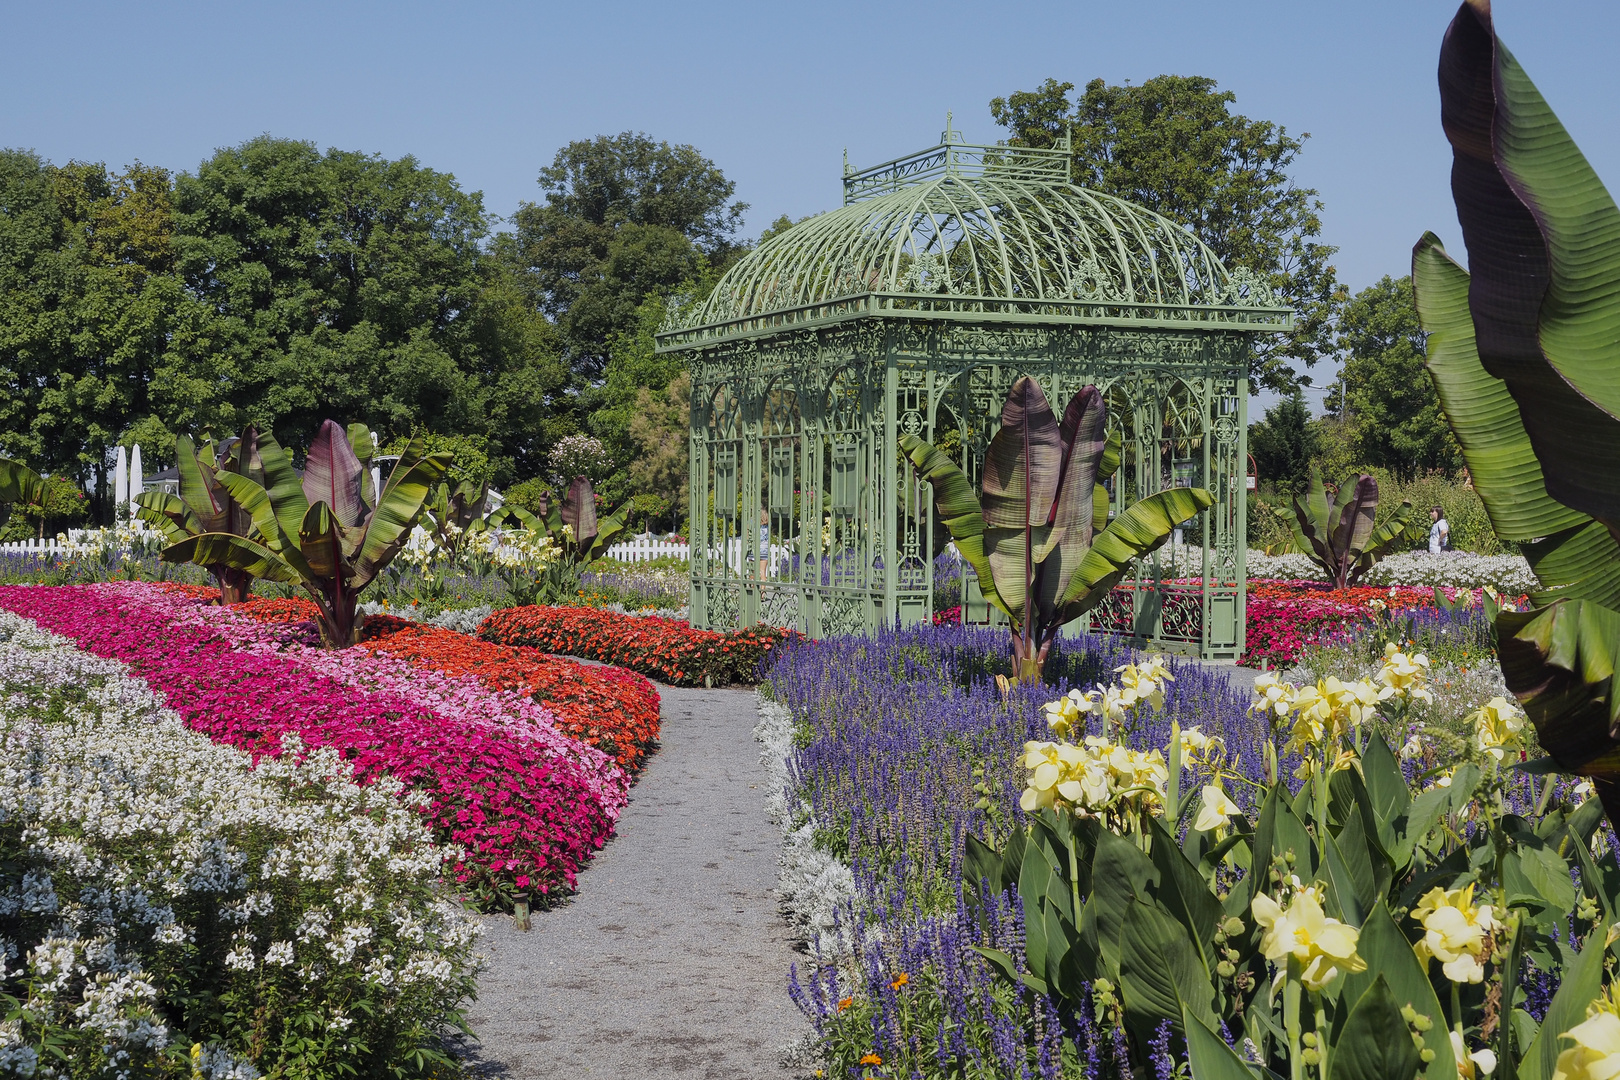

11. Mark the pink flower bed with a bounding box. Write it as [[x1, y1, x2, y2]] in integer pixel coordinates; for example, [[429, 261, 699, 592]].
[[0, 583, 628, 904]]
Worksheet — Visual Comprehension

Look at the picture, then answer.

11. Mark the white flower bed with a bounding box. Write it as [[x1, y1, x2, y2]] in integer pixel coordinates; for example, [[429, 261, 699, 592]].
[[0, 610, 479, 1078], [754, 693, 856, 958], [1245, 549, 1537, 593]]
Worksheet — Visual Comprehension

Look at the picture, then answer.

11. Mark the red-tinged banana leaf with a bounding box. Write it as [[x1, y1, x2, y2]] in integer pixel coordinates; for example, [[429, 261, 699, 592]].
[[346, 423, 378, 510], [301, 420, 368, 529], [561, 476, 599, 557], [1092, 430, 1121, 534], [299, 501, 344, 581], [980, 375, 1062, 530]]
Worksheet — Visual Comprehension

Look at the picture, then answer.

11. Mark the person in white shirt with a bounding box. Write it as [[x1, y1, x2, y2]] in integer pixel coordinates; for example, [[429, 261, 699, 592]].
[[1428, 505, 1449, 554]]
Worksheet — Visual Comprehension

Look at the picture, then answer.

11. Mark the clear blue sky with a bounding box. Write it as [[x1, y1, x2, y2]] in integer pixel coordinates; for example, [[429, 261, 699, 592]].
[[6, 0, 1619, 411]]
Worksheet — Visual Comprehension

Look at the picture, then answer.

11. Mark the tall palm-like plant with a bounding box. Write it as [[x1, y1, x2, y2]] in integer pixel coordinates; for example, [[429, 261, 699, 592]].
[[163, 421, 452, 647], [423, 477, 491, 559], [491, 475, 631, 564], [1416, 2, 1620, 824], [0, 459, 45, 531], [135, 428, 284, 603], [1285, 465, 1413, 589], [902, 376, 1213, 683]]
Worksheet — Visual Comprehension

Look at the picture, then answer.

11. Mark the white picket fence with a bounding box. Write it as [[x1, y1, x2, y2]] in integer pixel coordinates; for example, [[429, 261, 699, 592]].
[[0, 538, 66, 555], [604, 535, 690, 562]]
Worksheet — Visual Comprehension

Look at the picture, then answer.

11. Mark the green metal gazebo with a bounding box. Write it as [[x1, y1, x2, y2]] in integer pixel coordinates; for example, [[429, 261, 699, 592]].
[[655, 121, 1292, 659]]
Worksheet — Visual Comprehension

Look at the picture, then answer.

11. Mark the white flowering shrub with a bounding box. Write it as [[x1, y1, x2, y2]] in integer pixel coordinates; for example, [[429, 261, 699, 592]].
[[1246, 549, 1537, 593], [0, 612, 480, 1078]]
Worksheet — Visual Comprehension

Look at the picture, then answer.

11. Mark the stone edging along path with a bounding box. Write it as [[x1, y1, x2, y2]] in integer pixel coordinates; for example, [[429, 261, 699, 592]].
[[461, 682, 810, 1079]]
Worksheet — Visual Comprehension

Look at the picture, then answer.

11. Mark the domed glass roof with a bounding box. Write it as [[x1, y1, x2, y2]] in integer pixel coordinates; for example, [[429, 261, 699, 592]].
[[665, 125, 1290, 343]]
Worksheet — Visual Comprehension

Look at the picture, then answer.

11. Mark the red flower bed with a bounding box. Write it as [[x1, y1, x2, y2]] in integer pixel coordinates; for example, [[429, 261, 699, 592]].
[[1241, 580, 1457, 668], [480, 605, 795, 687], [221, 594, 661, 773], [358, 616, 661, 772]]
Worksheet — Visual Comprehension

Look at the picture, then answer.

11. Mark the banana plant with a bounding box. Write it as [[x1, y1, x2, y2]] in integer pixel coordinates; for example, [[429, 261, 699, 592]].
[[901, 376, 1213, 684], [161, 420, 452, 647], [490, 475, 631, 564], [423, 477, 492, 559], [1286, 465, 1414, 589], [0, 459, 45, 531], [134, 428, 287, 603], [1415, 1, 1620, 829]]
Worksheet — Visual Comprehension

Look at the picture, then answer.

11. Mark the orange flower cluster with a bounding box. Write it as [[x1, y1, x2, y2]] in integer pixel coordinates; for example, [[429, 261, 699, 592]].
[[481, 605, 797, 687]]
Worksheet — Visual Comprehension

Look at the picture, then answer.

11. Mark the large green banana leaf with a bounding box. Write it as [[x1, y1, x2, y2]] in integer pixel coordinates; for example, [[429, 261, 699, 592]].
[[164, 534, 301, 584], [135, 491, 200, 545], [0, 459, 46, 529], [1414, 234, 1620, 766], [213, 470, 313, 580], [1440, 1, 1620, 528], [899, 434, 1008, 622], [1059, 487, 1215, 616], [354, 443, 452, 582]]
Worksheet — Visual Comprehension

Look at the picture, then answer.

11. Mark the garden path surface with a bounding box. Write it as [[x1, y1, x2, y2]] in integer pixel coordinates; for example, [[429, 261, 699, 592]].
[[460, 682, 809, 1079]]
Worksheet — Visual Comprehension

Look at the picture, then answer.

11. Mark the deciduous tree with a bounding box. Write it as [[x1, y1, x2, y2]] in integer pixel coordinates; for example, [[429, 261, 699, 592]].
[[991, 76, 1342, 391]]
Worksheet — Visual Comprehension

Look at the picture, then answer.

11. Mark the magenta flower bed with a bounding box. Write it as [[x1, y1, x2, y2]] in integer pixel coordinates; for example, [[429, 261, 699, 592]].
[[0, 583, 627, 903]]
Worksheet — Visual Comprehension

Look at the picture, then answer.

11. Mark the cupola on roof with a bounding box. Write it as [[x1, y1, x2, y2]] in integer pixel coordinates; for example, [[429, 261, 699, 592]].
[[665, 118, 1291, 344]]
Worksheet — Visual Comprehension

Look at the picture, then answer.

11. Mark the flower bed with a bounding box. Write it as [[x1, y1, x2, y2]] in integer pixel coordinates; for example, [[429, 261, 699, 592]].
[[763, 624, 1264, 1075], [480, 604, 794, 687], [0, 608, 478, 1077], [223, 591, 663, 772], [0, 584, 628, 903], [1246, 549, 1537, 592]]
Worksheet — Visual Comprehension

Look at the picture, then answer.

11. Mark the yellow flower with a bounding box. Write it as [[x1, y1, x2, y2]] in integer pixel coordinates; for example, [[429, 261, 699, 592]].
[[1042, 689, 1095, 739], [1453, 1030, 1498, 1078], [1552, 988, 1620, 1080], [1469, 696, 1526, 762], [1194, 785, 1241, 833], [1251, 884, 1366, 991], [1412, 884, 1499, 984], [1251, 671, 1297, 720], [1112, 656, 1173, 713], [1378, 642, 1434, 703]]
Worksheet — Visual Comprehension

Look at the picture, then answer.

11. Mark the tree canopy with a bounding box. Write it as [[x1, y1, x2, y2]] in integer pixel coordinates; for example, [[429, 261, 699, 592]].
[[508, 132, 747, 381], [990, 76, 1342, 392], [0, 138, 568, 511], [1248, 389, 1321, 493], [1329, 275, 1459, 479]]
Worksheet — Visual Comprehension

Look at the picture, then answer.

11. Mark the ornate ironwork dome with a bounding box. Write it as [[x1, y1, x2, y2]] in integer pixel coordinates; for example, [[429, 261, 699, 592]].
[[670, 121, 1283, 341]]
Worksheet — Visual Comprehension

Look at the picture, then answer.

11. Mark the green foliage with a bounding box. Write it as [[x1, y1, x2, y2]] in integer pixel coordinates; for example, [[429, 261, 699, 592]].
[[1416, 4, 1620, 825], [165, 421, 452, 646], [0, 139, 568, 509], [1284, 466, 1414, 587], [1330, 275, 1461, 480], [508, 132, 746, 381], [990, 75, 1342, 391], [903, 377, 1212, 682], [501, 477, 555, 518], [971, 718, 1608, 1079], [626, 371, 690, 527], [1250, 389, 1322, 494]]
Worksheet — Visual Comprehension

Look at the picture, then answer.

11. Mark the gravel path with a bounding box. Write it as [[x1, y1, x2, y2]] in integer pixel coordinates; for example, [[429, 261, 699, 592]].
[[460, 683, 808, 1079]]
